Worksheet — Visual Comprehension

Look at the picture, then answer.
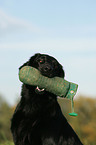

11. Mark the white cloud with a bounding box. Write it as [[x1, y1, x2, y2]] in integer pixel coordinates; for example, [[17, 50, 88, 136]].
[[0, 8, 40, 34], [0, 9, 96, 52]]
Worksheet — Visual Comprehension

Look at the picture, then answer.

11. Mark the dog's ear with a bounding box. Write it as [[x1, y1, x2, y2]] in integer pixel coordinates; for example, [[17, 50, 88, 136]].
[[59, 65, 65, 78], [60, 69, 65, 78], [19, 53, 41, 70], [28, 53, 41, 66]]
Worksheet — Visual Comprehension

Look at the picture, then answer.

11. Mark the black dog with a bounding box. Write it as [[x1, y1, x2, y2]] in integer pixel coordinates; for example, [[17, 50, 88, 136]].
[[11, 53, 83, 145]]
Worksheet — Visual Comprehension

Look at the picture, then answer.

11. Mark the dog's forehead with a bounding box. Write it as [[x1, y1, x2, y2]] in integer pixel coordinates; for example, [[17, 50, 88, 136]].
[[38, 54, 57, 61], [32, 54, 60, 66]]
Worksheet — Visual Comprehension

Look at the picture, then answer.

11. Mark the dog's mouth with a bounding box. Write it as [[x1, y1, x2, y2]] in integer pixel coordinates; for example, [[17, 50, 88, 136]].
[[35, 86, 45, 94]]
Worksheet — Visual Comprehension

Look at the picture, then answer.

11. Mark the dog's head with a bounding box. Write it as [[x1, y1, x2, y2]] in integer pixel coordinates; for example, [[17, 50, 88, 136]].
[[19, 53, 65, 94], [20, 53, 65, 78]]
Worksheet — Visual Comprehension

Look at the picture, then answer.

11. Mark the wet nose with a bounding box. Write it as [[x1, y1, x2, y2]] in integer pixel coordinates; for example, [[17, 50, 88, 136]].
[[43, 65, 53, 72]]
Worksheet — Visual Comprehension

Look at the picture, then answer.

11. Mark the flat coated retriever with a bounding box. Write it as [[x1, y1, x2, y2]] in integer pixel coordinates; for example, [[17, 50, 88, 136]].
[[11, 53, 83, 145]]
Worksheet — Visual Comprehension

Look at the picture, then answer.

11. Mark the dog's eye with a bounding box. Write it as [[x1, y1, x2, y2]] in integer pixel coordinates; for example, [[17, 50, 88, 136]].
[[39, 59, 45, 64], [39, 56, 45, 64]]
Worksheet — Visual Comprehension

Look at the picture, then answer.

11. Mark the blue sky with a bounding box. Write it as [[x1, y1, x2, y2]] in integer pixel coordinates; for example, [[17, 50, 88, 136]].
[[0, 0, 96, 105]]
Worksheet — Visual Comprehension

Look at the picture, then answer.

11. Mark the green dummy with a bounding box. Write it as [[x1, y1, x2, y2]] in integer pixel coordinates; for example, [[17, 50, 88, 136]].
[[19, 66, 78, 116]]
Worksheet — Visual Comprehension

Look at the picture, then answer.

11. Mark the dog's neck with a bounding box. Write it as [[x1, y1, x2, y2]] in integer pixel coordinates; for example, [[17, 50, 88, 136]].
[[20, 84, 62, 119]]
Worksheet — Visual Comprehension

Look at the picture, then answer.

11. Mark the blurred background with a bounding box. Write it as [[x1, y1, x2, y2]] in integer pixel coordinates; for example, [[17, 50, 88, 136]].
[[0, 0, 96, 144]]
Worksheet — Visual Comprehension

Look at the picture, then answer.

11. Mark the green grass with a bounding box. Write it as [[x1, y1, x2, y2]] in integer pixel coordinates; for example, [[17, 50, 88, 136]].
[[0, 141, 14, 145]]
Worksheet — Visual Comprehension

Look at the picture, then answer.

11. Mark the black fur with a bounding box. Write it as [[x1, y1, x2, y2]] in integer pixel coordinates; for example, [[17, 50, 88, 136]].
[[11, 53, 83, 145]]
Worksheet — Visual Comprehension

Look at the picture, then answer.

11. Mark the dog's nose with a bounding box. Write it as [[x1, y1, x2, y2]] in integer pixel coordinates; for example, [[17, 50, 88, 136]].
[[43, 65, 53, 72]]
